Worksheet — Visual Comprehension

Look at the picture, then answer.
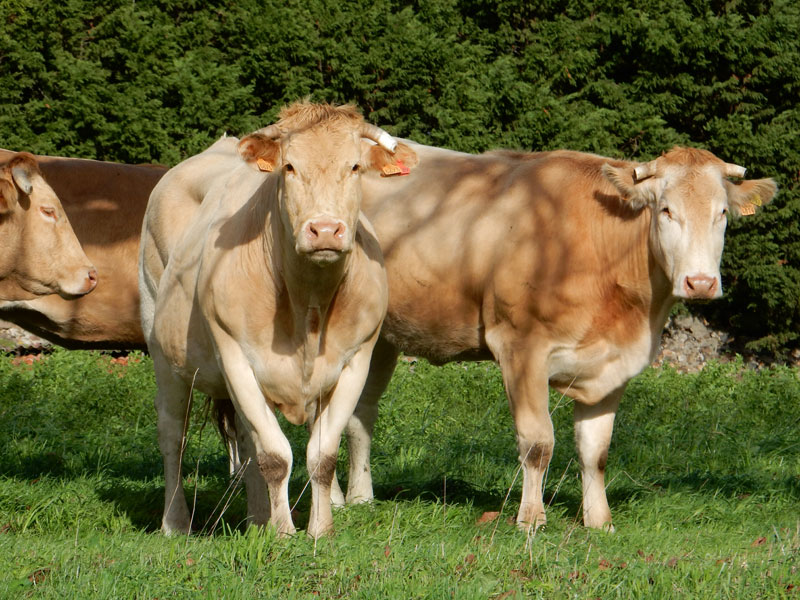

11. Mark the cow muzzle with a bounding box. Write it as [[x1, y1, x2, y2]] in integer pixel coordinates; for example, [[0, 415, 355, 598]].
[[300, 219, 349, 259], [59, 266, 99, 298], [682, 274, 720, 300]]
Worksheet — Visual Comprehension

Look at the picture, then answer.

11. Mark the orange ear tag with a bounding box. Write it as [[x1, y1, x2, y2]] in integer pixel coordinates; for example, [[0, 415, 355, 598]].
[[256, 158, 273, 172], [739, 202, 756, 216], [380, 159, 410, 177]]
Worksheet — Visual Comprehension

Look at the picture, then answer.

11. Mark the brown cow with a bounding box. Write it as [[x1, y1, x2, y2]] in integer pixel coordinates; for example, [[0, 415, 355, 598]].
[[335, 142, 776, 531], [0, 149, 165, 349], [0, 152, 97, 301], [139, 102, 417, 538]]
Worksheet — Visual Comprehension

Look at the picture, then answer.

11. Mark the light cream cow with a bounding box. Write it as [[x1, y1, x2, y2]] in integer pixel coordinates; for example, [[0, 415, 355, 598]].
[[139, 102, 417, 538], [0, 149, 165, 349], [0, 152, 97, 301], [336, 143, 776, 531]]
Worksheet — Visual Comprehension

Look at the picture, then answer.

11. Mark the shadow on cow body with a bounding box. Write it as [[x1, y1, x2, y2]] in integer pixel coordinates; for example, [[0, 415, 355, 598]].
[[340, 141, 777, 532]]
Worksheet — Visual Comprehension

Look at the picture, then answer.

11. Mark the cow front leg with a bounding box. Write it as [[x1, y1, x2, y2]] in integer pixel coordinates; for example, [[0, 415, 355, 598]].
[[493, 344, 553, 531], [217, 341, 295, 536], [306, 340, 378, 539], [574, 386, 623, 530]]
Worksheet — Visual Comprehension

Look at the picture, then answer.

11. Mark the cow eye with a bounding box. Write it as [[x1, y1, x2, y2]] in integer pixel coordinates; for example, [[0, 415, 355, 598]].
[[351, 164, 360, 173], [661, 207, 672, 219], [40, 206, 56, 219], [284, 163, 294, 173], [721, 208, 728, 217]]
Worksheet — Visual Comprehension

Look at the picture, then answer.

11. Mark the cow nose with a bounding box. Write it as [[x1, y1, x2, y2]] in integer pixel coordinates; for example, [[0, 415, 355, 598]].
[[84, 267, 98, 293], [305, 220, 346, 251], [683, 275, 717, 299]]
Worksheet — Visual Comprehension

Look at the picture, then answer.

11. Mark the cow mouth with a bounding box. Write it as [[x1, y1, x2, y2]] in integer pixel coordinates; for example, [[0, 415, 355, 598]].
[[305, 247, 347, 264]]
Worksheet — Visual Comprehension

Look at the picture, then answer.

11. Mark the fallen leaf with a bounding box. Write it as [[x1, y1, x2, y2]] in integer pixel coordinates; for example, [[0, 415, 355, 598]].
[[751, 537, 767, 547], [598, 559, 612, 570], [384, 545, 390, 558], [28, 568, 50, 585], [477, 511, 500, 524], [464, 554, 476, 564], [666, 557, 679, 568]]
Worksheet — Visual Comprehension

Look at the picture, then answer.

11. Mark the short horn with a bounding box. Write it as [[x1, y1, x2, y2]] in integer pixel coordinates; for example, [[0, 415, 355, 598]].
[[723, 163, 746, 178], [360, 123, 397, 153], [633, 160, 657, 182]]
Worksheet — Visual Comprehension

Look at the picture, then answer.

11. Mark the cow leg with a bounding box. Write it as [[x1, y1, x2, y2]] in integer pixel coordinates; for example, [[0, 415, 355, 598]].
[[217, 342, 295, 536], [342, 337, 399, 504], [306, 341, 377, 539], [574, 386, 624, 530], [234, 411, 271, 527], [153, 363, 193, 535], [492, 342, 553, 531]]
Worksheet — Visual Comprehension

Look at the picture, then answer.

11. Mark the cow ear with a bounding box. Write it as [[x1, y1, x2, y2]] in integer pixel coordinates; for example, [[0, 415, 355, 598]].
[[365, 142, 418, 177], [8, 152, 39, 196], [601, 162, 661, 210], [238, 133, 281, 173], [0, 178, 17, 214], [725, 177, 777, 217]]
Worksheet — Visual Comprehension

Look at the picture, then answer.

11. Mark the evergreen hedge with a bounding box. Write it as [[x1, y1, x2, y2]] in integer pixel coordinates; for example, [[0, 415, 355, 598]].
[[1, 0, 798, 355]]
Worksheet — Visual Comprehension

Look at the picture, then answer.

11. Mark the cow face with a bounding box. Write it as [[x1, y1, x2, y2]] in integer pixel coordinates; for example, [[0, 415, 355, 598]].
[[238, 108, 416, 266], [0, 153, 97, 300], [603, 148, 776, 300]]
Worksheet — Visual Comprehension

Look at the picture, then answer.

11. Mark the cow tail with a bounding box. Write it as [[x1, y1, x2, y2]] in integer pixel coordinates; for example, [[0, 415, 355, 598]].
[[211, 398, 242, 477]]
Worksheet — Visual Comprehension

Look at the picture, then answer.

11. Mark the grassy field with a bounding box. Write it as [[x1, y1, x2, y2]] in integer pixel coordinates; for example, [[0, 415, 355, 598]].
[[0, 349, 797, 598]]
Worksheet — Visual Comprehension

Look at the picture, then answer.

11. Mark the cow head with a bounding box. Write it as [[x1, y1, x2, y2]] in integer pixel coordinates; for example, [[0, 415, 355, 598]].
[[0, 152, 97, 300], [602, 147, 776, 300], [238, 102, 417, 265]]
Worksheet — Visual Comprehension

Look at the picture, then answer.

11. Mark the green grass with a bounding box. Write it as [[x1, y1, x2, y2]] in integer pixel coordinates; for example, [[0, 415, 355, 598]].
[[0, 349, 798, 598]]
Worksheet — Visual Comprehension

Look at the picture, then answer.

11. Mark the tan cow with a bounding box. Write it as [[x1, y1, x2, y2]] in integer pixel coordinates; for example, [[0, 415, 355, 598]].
[[0, 149, 165, 349], [336, 142, 776, 531], [139, 102, 417, 538], [0, 152, 97, 301]]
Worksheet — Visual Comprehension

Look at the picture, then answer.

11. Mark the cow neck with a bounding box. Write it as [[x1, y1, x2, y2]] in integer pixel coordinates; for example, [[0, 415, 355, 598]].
[[644, 209, 678, 350], [276, 230, 352, 390]]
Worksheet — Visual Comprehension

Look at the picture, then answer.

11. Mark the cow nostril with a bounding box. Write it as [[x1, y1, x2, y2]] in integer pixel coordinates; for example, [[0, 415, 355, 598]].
[[88, 268, 98, 283]]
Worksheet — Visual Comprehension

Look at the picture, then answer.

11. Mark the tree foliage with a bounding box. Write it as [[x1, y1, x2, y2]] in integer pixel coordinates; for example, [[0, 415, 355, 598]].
[[1, 0, 797, 354]]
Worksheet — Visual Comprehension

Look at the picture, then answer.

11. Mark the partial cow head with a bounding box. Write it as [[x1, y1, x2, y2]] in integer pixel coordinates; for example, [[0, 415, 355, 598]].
[[602, 147, 776, 300], [0, 152, 97, 300], [238, 102, 417, 265]]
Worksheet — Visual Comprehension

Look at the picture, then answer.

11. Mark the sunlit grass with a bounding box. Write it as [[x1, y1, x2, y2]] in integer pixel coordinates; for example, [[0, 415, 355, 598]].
[[0, 349, 798, 597]]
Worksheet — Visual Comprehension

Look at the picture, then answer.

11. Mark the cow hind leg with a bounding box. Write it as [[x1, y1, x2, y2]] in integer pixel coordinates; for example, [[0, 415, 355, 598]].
[[233, 412, 270, 527], [490, 339, 553, 532], [154, 368, 193, 535], [574, 387, 623, 531], [343, 337, 399, 504]]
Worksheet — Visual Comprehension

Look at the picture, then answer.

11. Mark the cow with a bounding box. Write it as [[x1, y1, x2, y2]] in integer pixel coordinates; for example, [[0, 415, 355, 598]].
[[138, 102, 417, 538], [0, 149, 166, 349], [0, 152, 97, 302], [333, 142, 776, 532]]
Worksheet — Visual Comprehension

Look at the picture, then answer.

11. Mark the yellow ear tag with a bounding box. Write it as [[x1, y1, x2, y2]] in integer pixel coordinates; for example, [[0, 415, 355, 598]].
[[750, 193, 762, 206], [380, 160, 410, 177], [256, 158, 273, 172], [739, 202, 756, 216]]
